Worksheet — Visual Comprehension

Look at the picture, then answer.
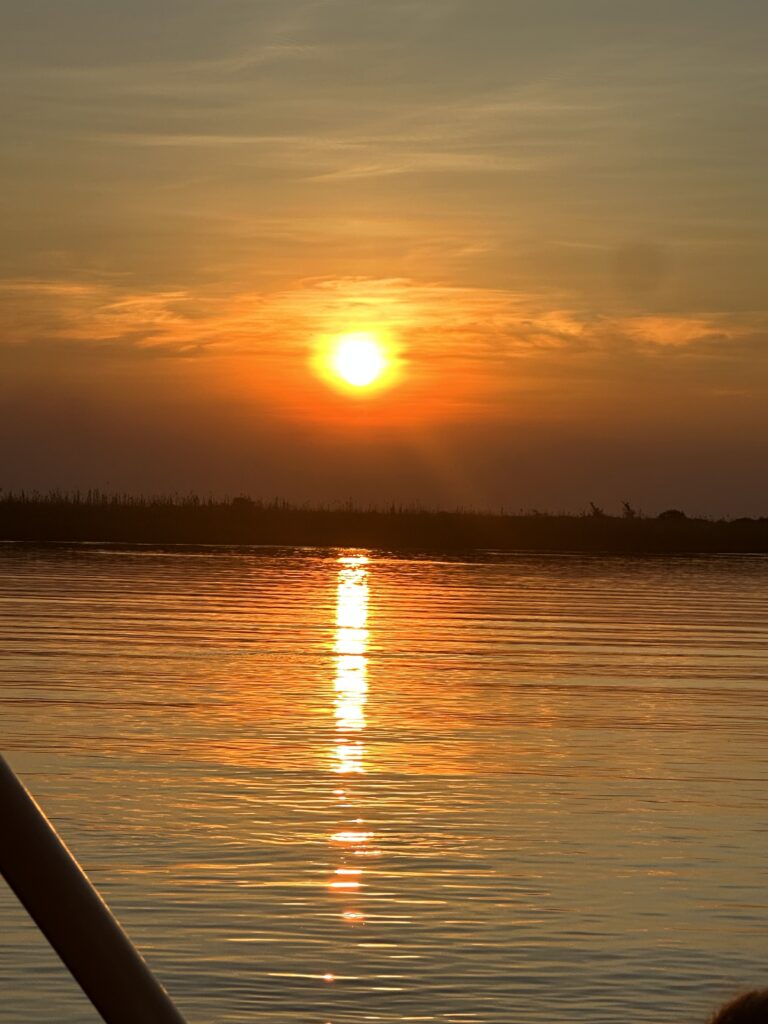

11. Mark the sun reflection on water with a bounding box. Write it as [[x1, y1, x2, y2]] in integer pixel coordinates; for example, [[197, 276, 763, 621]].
[[328, 554, 375, 930], [333, 556, 370, 776]]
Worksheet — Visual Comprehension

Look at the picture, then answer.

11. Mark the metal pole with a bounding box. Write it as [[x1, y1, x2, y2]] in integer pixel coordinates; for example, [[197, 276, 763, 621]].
[[0, 754, 188, 1024]]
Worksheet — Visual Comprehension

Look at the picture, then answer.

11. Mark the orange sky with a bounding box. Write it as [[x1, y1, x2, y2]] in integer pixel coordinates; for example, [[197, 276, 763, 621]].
[[2, 1, 767, 513]]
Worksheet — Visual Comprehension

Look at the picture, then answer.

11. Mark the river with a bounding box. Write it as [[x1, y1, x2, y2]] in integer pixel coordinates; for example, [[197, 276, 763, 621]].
[[1, 545, 767, 1023]]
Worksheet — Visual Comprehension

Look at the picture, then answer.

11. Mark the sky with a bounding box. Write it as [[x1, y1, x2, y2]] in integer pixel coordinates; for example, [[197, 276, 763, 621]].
[[2, 0, 767, 515]]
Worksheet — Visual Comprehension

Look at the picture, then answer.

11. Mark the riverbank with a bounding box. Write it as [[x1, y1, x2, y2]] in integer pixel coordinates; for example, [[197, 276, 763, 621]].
[[2, 495, 767, 553]]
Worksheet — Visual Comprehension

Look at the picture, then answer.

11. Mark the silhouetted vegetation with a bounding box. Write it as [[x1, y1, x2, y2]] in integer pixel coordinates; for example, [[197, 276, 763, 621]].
[[657, 508, 688, 520], [1, 490, 767, 553]]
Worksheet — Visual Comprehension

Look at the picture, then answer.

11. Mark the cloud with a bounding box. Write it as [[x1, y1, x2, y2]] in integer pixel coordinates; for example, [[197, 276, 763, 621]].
[[2, 274, 765, 380], [1, 0, 765, 321]]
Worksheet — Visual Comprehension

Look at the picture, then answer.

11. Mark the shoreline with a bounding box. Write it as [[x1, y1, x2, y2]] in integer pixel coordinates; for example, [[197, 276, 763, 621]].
[[2, 499, 767, 554]]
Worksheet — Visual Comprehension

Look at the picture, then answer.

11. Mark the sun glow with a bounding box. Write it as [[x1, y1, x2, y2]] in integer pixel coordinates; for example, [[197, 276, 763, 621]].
[[331, 333, 387, 387], [314, 329, 397, 394]]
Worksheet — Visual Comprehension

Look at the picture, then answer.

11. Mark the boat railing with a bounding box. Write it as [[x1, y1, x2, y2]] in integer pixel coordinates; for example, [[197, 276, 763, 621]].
[[0, 754, 188, 1024]]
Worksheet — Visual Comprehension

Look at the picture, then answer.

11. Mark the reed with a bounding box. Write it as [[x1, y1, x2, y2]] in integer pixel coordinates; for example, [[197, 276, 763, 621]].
[[1, 491, 766, 553]]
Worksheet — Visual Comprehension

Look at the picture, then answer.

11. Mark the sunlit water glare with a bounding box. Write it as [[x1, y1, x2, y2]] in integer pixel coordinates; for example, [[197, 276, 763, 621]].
[[1, 546, 768, 1023]]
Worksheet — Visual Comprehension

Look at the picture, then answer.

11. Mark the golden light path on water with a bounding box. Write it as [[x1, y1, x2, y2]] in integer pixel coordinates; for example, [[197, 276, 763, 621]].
[[3, 550, 768, 1022], [328, 555, 377, 942]]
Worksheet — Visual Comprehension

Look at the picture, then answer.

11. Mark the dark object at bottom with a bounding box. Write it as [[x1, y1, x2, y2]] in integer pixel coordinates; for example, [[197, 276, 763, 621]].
[[0, 754, 187, 1024]]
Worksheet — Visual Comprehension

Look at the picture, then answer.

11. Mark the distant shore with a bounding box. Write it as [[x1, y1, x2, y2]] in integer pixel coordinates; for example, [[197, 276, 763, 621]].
[[2, 493, 767, 554]]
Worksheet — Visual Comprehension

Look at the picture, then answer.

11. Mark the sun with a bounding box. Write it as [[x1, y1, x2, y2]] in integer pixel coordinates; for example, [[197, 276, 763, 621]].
[[331, 333, 387, 388], [312, 327, 399, 396]]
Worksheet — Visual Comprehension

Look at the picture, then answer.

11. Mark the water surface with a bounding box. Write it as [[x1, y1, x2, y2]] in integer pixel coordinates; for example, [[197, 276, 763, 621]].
[[1, 546, 768, 1023]]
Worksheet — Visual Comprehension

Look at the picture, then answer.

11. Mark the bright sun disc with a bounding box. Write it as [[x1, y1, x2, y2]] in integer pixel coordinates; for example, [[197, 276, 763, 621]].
[[331, 333, 387, 388]]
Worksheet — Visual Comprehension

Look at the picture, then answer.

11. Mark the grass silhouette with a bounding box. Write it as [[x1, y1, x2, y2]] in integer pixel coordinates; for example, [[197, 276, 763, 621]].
[[1, 491, 767, 553]]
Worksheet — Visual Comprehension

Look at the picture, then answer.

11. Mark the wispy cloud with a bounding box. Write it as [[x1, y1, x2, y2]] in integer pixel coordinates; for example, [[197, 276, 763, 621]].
[[2, 274, 764, 368]]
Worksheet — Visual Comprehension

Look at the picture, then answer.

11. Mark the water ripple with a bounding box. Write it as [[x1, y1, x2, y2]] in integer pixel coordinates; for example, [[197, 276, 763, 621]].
[[1, 547, 768, 1023]]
